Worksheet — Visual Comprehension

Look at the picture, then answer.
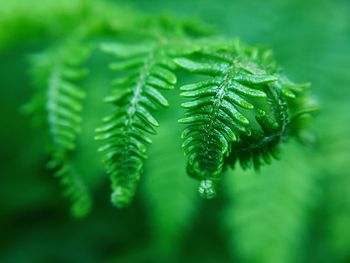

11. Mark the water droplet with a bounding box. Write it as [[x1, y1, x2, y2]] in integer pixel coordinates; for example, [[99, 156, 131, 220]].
[[198, 180, 217, 199]]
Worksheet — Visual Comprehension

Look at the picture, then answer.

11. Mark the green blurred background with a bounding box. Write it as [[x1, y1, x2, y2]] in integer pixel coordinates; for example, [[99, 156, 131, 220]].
[[0, 0, 349, 262]]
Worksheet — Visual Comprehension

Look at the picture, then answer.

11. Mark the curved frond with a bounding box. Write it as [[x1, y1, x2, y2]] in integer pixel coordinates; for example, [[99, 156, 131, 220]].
[[175, 40, 315, 198], [95, 42, 177, 207], [227, 76, 317, 171], [175, 43, 273, 197]]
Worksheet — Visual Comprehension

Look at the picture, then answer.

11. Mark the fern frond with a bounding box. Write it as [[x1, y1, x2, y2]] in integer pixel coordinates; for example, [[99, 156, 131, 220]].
[[26, 42, 92, 217], [175, 40, 315, 198], [226, 78, 312, 171], [175, 41, 277, 197], [95, 41, 177, 207]]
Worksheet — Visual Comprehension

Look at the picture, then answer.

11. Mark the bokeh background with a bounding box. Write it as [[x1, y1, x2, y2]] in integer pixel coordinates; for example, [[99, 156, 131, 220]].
[[0, 0, 349, 262]]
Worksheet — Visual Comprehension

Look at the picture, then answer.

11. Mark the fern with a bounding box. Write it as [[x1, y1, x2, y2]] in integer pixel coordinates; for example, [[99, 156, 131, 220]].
[[19, 0, 316, 213], [175, 40, 314, 198], [25, 41, 92, 217], [5, 1, 350, 263], [95, 41, 177, 207]]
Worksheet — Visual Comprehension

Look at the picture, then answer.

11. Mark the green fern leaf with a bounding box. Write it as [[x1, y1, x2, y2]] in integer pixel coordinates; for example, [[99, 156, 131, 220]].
[[95, 42, 177, 208], [174, 42, 274, 198], [175, 40, 315, 198], [227, 79, 317, 172], [26, 42, 92, 217]]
